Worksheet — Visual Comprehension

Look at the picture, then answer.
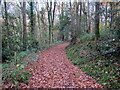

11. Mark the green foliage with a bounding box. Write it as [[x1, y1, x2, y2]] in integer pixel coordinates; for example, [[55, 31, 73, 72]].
[[28, 53, 39, 60], [100, 28, 117, 39], [2, 62, 31, 85], [2, 49, 38, 87], [97, 29, 120, 58], [16, 51, 29, 61], [80, 33, 95, 42], [99, 23, 105, 31], [2, 11, 39, 62], [59, 13, 71, 41], [59, 15, 70, 30], [51, 25, 60, 30], [66, 34, 120, 88], [97, 39, 119, 56], [50, 41, 67, 47]]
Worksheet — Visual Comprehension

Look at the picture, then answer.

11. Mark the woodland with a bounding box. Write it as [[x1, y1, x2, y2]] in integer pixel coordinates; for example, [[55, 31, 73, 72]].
[[1, 0, 120, 89]]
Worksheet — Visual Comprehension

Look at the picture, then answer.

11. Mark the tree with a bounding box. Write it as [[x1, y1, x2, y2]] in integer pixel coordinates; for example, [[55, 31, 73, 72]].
[[51, 1, 56, 42], [105, 2, 108, 28], [29, 2, 38, 49], [109, 2, 113, 29], [47, 1, 57, 45], [2, 0, 10, 61], [47, 1, 52, 45], [95, 2, 100, 40], [30, 2, 34, 36], [52, 2, 56, 26], [70, 2, 79, 45], [87, 2, 91, 33], [22, 1, 27, 50], [114, 2, 120, 39], [4, 0, 9, 41], [60, 2, 64, 41]]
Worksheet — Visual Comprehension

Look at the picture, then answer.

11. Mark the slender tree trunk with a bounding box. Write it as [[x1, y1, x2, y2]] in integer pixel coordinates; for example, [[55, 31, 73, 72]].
[[95, 2, 100, 40], [88, 2, 91, 33], [52, 2, 56, 26], [30, 2, 34, 36], [110, 2, 113, 29], [61, 2, 64, 41], [4, 1, 9, 30], [79, 2, 82, 31], [22, 1, 27, 50], [37, 11, 41, 30], [51, 2, 56, 43], [47, 1, 52, 45], [75, 2, 79, 35], [82, 2, 86, 32], [4, 1, 9, 49], [105, 3, 108, 28], [49, 2, 52, 45], [69, 0, 72, 8]]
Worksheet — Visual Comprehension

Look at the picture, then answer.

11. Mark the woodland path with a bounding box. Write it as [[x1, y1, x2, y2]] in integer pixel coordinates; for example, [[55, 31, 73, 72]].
[[26, 43, 102, 88]]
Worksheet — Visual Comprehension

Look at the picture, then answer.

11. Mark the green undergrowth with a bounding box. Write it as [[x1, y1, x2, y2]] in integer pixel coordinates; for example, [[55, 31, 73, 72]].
[[66, 32, 120, 89], [2, 50, 39, 88], [50, 41, 67, 47], [2, 40, 66, 88]]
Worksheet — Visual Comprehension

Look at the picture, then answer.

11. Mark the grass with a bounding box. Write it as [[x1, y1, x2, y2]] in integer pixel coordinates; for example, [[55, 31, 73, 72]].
[[65, 35, 120, 89]]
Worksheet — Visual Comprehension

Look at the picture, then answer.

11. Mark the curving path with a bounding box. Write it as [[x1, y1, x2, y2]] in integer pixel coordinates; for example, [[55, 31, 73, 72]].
[[26, 43, 102, 88]]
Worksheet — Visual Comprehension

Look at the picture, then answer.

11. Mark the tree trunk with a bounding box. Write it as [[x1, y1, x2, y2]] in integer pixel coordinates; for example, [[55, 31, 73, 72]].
[[79, 2, 82, 31], [52, 2, 56, 26], [51, 2, 56, 43], [75, 2, 79, 36], [4, 1, 9, 31], [70, 2, 79, 45], [110, 2, 113, 29], [95, 2, 100, 40], [47, 1, 52, 45], [60, 2, 64, 41], [82, 2, 86, 32], [22, 1, 27, 50], [88, 2, 91, 33], [105, 3, 108, 28], [30, 2, 34, 36], [4, 1, 9, 49]]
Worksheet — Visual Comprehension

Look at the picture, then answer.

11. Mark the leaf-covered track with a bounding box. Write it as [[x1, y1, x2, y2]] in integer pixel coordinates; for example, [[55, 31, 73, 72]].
[[25, 43, 102, 88]]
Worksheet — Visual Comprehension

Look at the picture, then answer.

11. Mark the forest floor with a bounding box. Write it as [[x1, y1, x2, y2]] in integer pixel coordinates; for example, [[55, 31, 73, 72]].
[[22, 43, 103, 88]]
